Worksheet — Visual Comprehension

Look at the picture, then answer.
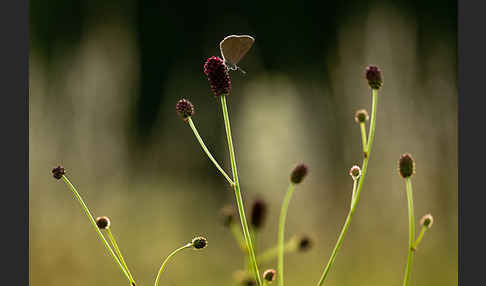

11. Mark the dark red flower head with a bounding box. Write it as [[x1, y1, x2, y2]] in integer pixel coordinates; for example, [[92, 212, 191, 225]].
[[365, 65, 383, 90], [290, 163, 308, 184], [52, 165, 66, 180], [250, 198, 267, 229], [204, 56, 231, 96], [176, 98, 194, 119]]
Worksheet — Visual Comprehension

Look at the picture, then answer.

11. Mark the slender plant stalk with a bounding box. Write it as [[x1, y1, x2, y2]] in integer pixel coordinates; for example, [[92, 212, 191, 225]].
[[258, 236, 298, 263], [403, 178, 415, 286], [154, 243, 192, 286], [106, 228, 135, 284], [413, 226, 428, 250], [60, 175, 131, 283], [316, 89, 379, 286], [350, 179, 358, 208], [277, 183, 295, 286], [360, 122, 368, 155], [220, 95, 262, 286], [187, 117, 234, 186]]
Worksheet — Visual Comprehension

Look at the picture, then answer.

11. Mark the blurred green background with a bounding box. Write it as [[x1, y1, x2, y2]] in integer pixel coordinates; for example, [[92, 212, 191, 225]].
[[29, 0, 457, 285]]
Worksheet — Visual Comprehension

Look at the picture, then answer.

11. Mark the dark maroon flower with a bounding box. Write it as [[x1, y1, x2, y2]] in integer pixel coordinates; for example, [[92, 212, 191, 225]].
[[204, 56, 231, 96], [176, 98, 194, 119], [52, 165, 66, 180], [290, 163, 308, 184], [365, 65, 383, 90], [398, 153, 415, 178], [250, 198, 267, 229]]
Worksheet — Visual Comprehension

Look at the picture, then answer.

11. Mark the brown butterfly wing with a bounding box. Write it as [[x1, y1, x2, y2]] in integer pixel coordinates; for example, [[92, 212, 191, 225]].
[[219, 35, 255, 66]]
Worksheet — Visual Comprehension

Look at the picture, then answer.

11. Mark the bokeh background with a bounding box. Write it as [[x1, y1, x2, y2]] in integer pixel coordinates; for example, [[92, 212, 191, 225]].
[[29, 0, 457, 285]]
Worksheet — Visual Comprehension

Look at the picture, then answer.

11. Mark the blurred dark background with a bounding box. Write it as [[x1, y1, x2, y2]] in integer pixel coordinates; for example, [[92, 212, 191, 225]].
[[30, 0, 457, 285]]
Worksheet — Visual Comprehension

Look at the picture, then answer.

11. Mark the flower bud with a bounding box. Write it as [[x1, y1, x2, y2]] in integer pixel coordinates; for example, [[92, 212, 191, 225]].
[[176, 98, 194, 119], [204, 56, 231, 96], [365, 65, 383, 90], [250, 198, 267, 229], [354, 109, 369, 123], [52, 165, 66, 180], [96, 216, 111, 229], [349, 165, 361, 180], [290, 163, 308, 184], [191, 236, 208, 249], [298, 235, 312, 252], [263, 269, 276, 283], [420, 214, 434, 228], [398, 153, 416, 178]]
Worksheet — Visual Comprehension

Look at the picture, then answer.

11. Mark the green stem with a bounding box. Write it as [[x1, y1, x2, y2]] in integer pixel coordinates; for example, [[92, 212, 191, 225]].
[[154, 243, 192, 286], [316, 89, 379, 286], [220, 95, 262, 286], [278, 183, 295, 286], [60, 176, 131, 283], [187, 117, 234, 186], [413, 226, 428, 250], [360, 122, 368, 156], [350, 179, 358, 208], [258, 238, 298, 263], [403, 178, 415, 286], [106, 228, 135, 284]]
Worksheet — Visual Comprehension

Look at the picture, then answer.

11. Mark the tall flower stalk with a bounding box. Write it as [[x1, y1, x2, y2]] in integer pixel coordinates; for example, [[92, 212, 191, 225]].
[[316, 66, 382, 286], [221, 94, 262, 286], [277, 164, 308, 286], [51, 167, 133, 285]]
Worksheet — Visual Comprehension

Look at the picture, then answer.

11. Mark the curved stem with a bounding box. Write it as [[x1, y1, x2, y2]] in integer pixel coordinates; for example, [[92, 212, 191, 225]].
[[413, 226, 427, 250], [220, 95, 262, 286], [360, 122, 368, 156], [106, 228, 135, 284], [316, 89, 379, 286], [60, 176, 131, 282], [403, 178, 415, 286], [350, 179, 358, 208], [277, 183, 295, 286], [258, 237, 298, 263], [187, 117, 234, 186], [154, 243, 192, 286]]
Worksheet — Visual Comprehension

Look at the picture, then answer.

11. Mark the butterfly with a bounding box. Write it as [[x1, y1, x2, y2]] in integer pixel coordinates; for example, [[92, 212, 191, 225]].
[[219, 35, 255, 74]]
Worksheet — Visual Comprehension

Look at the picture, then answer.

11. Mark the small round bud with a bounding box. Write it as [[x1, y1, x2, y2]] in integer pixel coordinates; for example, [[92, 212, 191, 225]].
[[52, 165, 66, 180], [176, 98, 194, 119], [191, 236, 208, 249], [204, 56, 231, 96], [349, 165, 361, 180], [354, 109, 369, 123], [221, 205, 236, 227], [420, 214, 434, 228], [250, 198, 267, 229], [365, 65, 383, 90], [96, 216, 111, 229], [298, 235, 312, 252], [263, 269, 276, 283], [290, 163, 308, 184], [398, 153, 416, 178]]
